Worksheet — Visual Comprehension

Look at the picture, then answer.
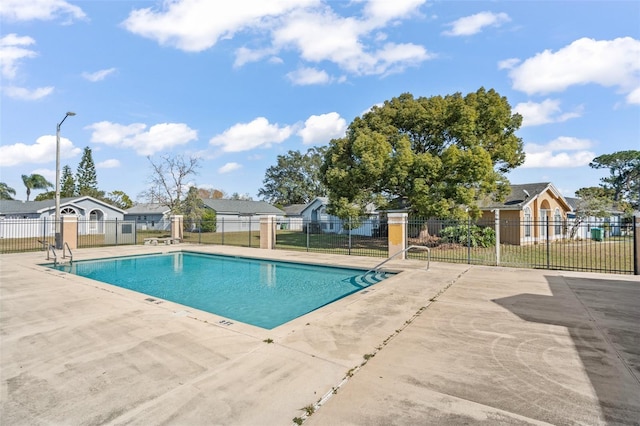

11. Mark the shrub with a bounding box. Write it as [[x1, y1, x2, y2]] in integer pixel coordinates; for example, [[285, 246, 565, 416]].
[[200, 209, 217, 232], [440, 224, 495, 247]]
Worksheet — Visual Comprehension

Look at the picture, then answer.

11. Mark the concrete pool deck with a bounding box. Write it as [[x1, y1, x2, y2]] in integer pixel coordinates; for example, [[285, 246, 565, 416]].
[[1, 245, 639, 425]]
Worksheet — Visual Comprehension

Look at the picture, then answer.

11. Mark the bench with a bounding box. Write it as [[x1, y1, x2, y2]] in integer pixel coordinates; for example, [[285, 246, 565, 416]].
[[144, 237, 181, 245]]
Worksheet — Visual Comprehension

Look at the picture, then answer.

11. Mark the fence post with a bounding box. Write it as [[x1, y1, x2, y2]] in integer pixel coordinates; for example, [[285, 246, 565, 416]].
[[306, 219, 310, 252], [546, 218, 550, 269], [467, 216, 471, 264], [634, 215, 639, 275], [170, 215, 183, 241], [221, 217, 225, 245], [61, 215, 78, 250], [494, 209, 500, 266], [348, 217, 352, 255], [387, 212, 408, 259], [260, 215, 276, 249]]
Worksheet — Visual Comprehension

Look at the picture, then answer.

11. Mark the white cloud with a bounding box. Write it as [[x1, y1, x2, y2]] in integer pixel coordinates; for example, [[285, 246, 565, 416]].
[[273, 8, 432, 76], [97, 159, 121, 169], [286, 67, 330, 85], [627, 86, 640, 105], [443, 11, 510, 36], [218, 162, 242, 173], [506, 37, 640, 103], [0, 33, 37, 79], [297, 112, 347, 144], [0, 0, 86, 22], [521, 136, 595, 168], [122, 0, 316, 52], [82, 68, 117, 82], [86, 121, 198, 156], [513, 99, 582, 127], [122, 0, 432, 78], [0, 135, 81, 167], [363, 0, 425, 24], [233, 47, 276, 68], [209, 117, 293, 152], [497, 58, 520, 70], [4, 86, 54, 100]]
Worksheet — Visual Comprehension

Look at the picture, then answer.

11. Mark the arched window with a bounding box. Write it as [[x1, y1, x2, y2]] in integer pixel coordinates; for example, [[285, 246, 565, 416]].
[[524, 207, 532, 237], [60, 207, 77, 215], [554, 208, 562, 235]]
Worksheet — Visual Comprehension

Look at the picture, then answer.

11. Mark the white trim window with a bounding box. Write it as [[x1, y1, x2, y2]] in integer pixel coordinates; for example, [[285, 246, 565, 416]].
[[524, 207, 532, 238], [554, 208, 562, 236]]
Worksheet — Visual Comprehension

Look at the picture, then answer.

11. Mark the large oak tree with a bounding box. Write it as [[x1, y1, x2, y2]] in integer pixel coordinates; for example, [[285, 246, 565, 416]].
[[321, 88, 525, 219], [259, 147, 327, 206]]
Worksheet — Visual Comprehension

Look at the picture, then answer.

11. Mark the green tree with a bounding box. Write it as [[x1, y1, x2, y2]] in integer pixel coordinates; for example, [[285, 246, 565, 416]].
[[200, 208, 217, 232], [141, 154, 201, 213], [34, 191, 55, 201], [230, 192, 253, 200], [589, 150, 640, 209], [21, 174, 53, 201], [321, 88, 524, 219], [574, 187, 617, 218], [181, 186, 204, 227], [259, 147, 328, 205], [105, 190, 133, 210], [76, 147, 100, 197], [0, 182, 16, 200], [60, 165, 76, 197]]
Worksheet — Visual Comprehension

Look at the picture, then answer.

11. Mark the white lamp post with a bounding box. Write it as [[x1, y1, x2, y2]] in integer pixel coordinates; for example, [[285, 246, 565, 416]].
[[54, 111, 76, 249]]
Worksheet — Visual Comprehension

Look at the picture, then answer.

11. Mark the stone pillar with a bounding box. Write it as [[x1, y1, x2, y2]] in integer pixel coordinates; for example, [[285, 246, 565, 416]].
[[61, 215, 78, 250], [387, 212, 408, 259], [260, 215, 276, 249], [171, 215, 183, 241]]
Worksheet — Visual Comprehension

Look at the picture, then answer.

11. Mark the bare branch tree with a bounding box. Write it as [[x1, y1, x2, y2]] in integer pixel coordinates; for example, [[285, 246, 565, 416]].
[[140, 154, 201, 212]]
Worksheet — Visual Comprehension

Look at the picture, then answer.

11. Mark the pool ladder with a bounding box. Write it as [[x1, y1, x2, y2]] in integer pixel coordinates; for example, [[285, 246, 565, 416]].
[[45, 242, 73, 266], [363, 245, 431, 279]]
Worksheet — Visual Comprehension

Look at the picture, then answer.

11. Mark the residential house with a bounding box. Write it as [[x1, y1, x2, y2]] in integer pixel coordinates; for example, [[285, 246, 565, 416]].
[[479, 182, 573, 245], [300, 197, 381, 236], [564, 197, 624, 239], [0, 196, 126, 239], [124, 203, 172, 231], [280, 204, 306, 231], [201, 199, 284, 232]]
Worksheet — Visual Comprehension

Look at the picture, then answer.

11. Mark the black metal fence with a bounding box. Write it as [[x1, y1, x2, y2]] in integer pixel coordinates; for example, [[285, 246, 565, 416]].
[[406, 217, 637, 274], [181, 218, 259, 247], [1, 216, 637, 275], [274, 217, 388, 258]]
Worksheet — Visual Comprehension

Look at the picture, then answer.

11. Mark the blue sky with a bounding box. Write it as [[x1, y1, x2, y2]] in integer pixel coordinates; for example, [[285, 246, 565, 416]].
[[1, 0, 639, 202]]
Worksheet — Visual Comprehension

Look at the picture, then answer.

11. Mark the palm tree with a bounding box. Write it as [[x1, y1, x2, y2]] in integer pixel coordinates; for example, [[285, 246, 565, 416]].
[[0, 182, 16, 200], [21, 174, 53, 201]]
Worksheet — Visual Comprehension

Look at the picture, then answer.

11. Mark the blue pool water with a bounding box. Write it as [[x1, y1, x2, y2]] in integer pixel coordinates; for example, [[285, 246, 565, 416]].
[[50, 252, 390, 329]]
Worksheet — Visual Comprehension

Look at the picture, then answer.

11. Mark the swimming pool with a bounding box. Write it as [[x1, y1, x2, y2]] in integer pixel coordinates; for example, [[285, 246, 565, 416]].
[[50, 251, 391, 329]]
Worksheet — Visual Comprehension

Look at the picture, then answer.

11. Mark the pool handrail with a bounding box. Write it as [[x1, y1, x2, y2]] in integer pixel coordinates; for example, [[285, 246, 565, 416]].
[[363, 245, 430, 277], [63, 242, 73, 264], [46, 243, 58, 266]]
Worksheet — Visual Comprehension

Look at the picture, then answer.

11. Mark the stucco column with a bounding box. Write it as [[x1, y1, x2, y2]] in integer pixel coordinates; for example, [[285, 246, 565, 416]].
[[387, 212, 408, 259], [60, 215, 78, 250], [171, 215, 183, 241], [260, 215, 276, 249]]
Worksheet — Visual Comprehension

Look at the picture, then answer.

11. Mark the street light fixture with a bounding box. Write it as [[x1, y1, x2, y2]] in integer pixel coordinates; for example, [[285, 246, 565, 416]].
[[54, 111, 76, 249]]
